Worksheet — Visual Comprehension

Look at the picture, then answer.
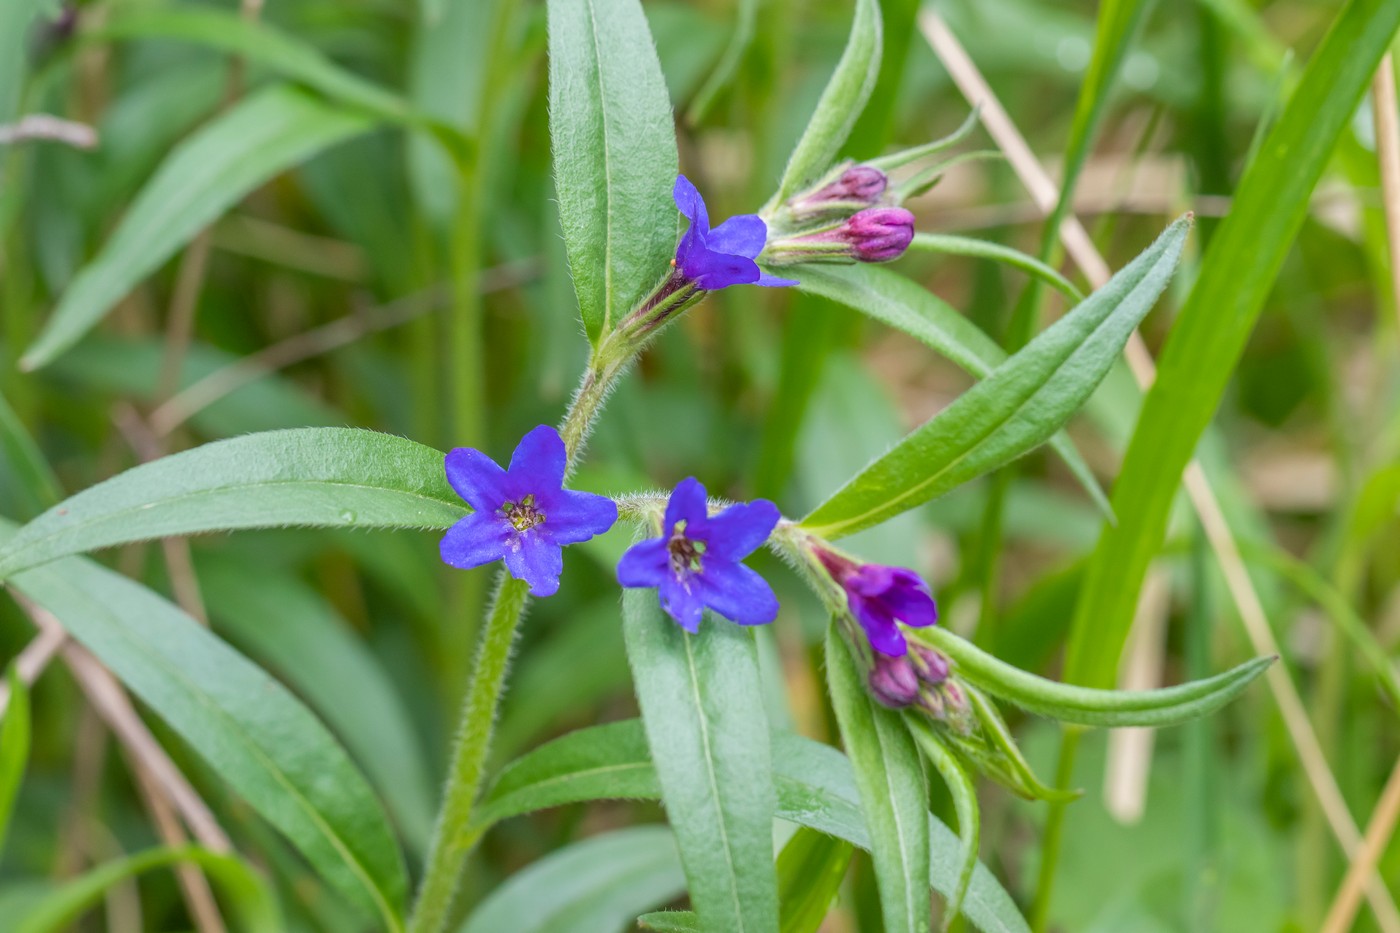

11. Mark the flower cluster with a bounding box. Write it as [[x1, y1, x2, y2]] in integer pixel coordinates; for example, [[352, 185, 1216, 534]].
[[762, 160, 918, 266]]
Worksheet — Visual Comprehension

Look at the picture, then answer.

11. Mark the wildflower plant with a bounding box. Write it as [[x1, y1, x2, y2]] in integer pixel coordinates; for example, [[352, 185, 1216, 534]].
[[19, 0, 1380, 931]]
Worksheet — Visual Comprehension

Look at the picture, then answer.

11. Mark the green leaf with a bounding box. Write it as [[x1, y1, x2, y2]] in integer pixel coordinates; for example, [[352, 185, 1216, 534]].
[[0, 0, 46, 124], [1063, 0, 1400, 690], [824, 626, 929, 933], [460, 826, 685, 933], [12, 846, 281, 933], [910, 725, 979, 932], [907, 233, 1085, 303], [918, 627, 1273, 729], [0, 390, 62, 519], [776, 826, 852, 933], [198, 558, 437, 856], [771, 0, 882, 204], [0, 667, 30, 859], [686, 0, 757, 123], [801, 217, 1190, 539], [793, 263, 1109, 518], [91, 8, 449, 139], [547, 0, 679, 342], [21, 86, 376, 369], [475, 720, 1031, 933], [4, 522, 408, 929], [0, 428, 464, 580], [640, 910, 701, 932], [622, 590, 779, 933]]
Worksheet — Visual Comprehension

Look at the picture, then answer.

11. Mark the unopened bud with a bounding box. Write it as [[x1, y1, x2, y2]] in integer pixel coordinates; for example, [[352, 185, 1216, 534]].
[[843, 208, 915, 262], [868, 653, 921, 708], [911, 645, 950, 685], [789, 163, 889, 218]]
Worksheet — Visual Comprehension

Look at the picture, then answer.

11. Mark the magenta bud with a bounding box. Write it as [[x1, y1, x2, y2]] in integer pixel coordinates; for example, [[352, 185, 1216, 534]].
[[868, 653, 921, 708], [911, 645, 950, 685], [809, 165, 888, 205], [843, 207, 915, 262]]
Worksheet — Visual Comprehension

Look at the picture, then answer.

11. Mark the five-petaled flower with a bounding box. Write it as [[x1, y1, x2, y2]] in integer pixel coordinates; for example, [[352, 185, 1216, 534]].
[[439, 425, 617, 597], [674, 175, 797, 291], [817, 547, 938, 656], [617, 476, 781, 631]]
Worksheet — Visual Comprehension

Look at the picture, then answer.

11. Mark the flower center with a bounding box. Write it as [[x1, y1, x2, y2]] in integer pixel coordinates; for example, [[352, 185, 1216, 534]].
[[501, 494, 545, 532], [667, 520, 706, 576]]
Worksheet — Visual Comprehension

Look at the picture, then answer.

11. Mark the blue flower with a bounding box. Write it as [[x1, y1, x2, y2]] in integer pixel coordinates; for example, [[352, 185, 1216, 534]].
[[816, 548, 938, 657], [439, 425, 617, 597], [673, 175, 797, 291], [617, 476, 781, 631]]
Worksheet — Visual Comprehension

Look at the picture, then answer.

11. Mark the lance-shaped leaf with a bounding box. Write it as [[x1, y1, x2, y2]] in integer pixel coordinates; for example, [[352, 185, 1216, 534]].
[[776, 826, 853, 933], [910, 724, 979, 932], [461, 827, 685, 933], [0, 428, 464, 580], [474, 720, 1030, 933], [801, 217, 1190, 540], [917, 627, 1272, 728], [0, 667, 29, 858], [3, 521, 407, 929], [547, 0, 679, 342], [824, 626, 929, 933], [13, 847, 281, 933], [794, 263, 1109, 518], [22, 86, 377, 369], [622, 590, 779, 933], [770, 0, 881, 204]]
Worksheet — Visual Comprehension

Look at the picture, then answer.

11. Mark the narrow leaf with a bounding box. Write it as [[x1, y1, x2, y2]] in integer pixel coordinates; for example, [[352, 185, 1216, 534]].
[[12, 846, 280, 933], [4, 523, 408, 928], [918, 627, 1273, 728], [1064, 0, 1400, 689], [641, 910, 701, 933], [910, 725, 979, 932], [771, 0, 882, 203], [687, 0, 757, 123], [0, 667, 30, 858], [547, 0, 679, 342], [794, 263, 1109, 518], [802, 217, 1190, 539], [824, 625, 929, 933], [460, 827, 685, 933], [22, 86, 376, 369], [907, 233, 1085, 303], [475, 720, 1030, 933], [622, 590, 779, 933], [0, 428, 464, 580], [776, 826, 852, 933]]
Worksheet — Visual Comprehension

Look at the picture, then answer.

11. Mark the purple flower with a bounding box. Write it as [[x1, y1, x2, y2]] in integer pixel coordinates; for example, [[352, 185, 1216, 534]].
[[439, 425, 617, 597], [617, 476, 781, 632], [673, 175, 797, 291], [817, 549, 938, 657]]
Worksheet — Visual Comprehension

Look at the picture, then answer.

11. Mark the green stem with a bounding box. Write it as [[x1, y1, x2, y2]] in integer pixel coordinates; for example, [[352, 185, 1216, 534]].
[[406, 327, 639, 933], [1030, 727, 1082, 933], [407, 574, 530, 933]]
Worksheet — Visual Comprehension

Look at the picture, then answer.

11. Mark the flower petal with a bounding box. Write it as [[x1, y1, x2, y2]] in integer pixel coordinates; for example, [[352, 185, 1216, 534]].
[[617, 537, 671, 588], [540, 488, 618, 544], [502, 532, 564, 598], [439, 511, 509, 570], [664, 476, 709, 533], [696, 559, 778, 626], [852, 596, 908, 656], [692, 252, 760, 291], [707, 214, 767, 259], [659, 574, 704, 633], [673, 174, 708, 231], [444, 447, 510, 512], [508, 424, 567, 491], [703, 499, 779, 561], [756, 270, 799, 288], [886, 575, 938, 628]]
